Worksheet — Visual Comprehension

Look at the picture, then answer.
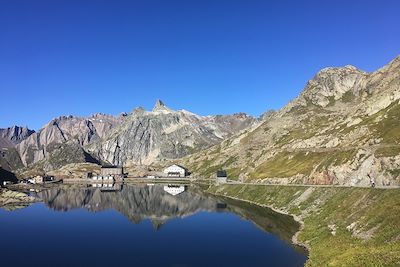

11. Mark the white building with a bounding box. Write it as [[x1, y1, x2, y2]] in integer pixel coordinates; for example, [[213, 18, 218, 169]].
[[163, 185, 186, 196], [216, 170, 228, 184], [28, 176, 44, 184], [163, 165, 187, 178]]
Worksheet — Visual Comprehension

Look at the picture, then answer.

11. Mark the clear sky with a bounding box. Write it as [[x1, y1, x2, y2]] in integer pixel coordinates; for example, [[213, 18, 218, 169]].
[[1, 0, 399, 130]]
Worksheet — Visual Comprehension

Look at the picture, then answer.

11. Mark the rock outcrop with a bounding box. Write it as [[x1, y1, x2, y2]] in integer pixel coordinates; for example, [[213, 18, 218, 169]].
[[0, 188, 37, 209]]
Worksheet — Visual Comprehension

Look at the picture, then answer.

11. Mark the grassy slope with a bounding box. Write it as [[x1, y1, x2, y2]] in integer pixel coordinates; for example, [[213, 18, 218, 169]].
[[206, 184, 400, 267], [183, 99, 400, 182], [249, 150, 357, 179]]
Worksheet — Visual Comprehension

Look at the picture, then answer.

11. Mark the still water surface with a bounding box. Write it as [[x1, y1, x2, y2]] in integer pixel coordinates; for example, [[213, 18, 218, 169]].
[[0, 184, 307, 267]]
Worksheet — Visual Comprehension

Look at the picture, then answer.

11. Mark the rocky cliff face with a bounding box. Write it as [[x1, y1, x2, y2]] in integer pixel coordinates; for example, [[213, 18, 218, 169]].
[[8, 102, 255, 173], [87, 100, 256, 166], [16, 113, 123, 167], [0, 126, 34, 147], [183, 56, 400, 186], [0, 147, 24, 172], [0, 126, 34, 172]]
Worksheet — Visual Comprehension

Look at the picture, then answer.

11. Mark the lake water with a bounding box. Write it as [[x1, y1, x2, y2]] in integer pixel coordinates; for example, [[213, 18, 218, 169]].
[[0, 184, 307, 267]]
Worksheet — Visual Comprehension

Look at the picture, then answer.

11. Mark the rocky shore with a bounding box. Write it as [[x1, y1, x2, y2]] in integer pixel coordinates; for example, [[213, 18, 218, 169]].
[[0, 188, 38, 208]]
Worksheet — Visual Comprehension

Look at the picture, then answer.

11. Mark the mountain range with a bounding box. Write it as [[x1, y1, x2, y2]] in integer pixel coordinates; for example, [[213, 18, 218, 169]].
[[1, 55, 399, 186], [0, 100, 256, 176]]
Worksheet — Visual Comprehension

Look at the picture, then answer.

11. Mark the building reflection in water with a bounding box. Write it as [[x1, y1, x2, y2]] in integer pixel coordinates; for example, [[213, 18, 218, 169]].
[[90, 183, 123, 192], [163, 185, 186, 196]]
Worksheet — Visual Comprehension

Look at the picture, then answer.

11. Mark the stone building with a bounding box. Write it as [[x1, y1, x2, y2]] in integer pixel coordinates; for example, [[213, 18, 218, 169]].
[[163, 165, 187, 178], [101, 166, 124, 177]]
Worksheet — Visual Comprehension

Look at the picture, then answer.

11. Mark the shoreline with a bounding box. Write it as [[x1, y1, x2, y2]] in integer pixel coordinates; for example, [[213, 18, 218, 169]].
[[205, 184, 400, 266], [0, 188, 39, 208], [207, 190, 311, 254]]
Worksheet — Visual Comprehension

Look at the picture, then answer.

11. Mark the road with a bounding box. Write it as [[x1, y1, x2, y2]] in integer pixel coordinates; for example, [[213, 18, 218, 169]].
[[193, 179, 400, 189]]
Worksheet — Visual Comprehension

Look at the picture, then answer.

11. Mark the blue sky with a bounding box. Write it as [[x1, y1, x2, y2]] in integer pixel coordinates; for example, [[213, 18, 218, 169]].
[[1, 0, 399, 130]]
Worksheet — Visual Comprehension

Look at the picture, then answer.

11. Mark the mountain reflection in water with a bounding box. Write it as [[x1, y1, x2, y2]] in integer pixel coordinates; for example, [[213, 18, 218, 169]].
[[36, 184, 302, 244], [0, 184, 308, 267]]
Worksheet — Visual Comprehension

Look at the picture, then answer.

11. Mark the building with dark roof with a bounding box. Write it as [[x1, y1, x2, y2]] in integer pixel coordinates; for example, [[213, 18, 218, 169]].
[[216, 170, 228, 184]]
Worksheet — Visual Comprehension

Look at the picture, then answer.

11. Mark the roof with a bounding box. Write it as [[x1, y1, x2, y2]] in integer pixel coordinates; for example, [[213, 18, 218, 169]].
[[101, 165, 122, 169], [217, 170, 227, 177], [166, 164, 187, 170]]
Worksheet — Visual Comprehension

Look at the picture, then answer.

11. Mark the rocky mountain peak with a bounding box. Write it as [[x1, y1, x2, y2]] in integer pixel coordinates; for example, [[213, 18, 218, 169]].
[[297, 64, 368, 107], [152, 99, 172, 113], [0, 125, 35, 146], [313, 65, 365, 80]]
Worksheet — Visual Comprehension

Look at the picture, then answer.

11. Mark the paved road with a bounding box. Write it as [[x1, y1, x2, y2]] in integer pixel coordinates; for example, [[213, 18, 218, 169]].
[[194, 179, 400, 189]]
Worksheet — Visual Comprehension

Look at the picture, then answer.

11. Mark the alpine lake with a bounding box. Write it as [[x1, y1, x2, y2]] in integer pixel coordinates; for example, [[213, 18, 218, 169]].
[[0, 183, 308, 267]]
